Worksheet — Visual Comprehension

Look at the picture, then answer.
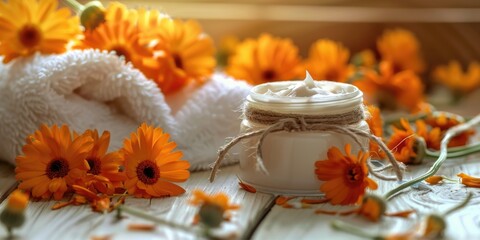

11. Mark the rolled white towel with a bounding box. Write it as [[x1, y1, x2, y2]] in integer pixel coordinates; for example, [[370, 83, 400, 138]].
[[0, 49, 251, 170]]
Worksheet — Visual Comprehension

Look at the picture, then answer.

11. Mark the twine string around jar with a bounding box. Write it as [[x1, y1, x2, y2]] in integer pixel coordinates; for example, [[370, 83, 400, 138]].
[[209, 106, 405, 183]]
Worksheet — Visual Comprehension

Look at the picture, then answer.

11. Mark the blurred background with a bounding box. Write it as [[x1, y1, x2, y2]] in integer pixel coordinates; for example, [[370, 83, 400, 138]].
[[69, 0, 480, 114], [80, 0, 480, 68]]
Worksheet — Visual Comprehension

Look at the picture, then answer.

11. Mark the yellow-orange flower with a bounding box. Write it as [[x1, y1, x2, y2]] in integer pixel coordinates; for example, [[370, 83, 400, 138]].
[[377, 28, 424, 73], [15, 125, 93, 200], [79, 18, 154, 75], [190, 190, 240, 227], [415, 120, 442, 150], [5, 190, 29, 213], [386, 119, 420, 164], [142, 19, 216, 94], [0, 0, 80, 63], [458, 173, 480, 188], [123, 123, 190, 198], [305, 39, 353, 82], [104, 1, 134, 22], [366, 105, 385, 159], [80, 130, 125, 195], [426, 112, 475, 148], [354, 61, 425, 112], [433, 61, 480, 94], [226, 33, 303, 85], [105, 2, 168, 32], [315, 144, 378, 205]]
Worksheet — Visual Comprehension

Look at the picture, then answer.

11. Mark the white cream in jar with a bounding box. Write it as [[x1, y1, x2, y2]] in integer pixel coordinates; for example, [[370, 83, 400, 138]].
[[238, 73, 369, 195]]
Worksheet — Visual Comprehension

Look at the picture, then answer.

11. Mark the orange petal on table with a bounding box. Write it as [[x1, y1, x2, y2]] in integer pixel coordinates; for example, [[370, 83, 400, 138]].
[[384, 210, 416, 218], [51, 201, 72, 210], [239, 181, 256, 193], [425, 176, 443, 185], [275, 196, 296, 205], [315, 209, 358, 216], [127, 223, 156, 231], [301, 198, 330, 204]]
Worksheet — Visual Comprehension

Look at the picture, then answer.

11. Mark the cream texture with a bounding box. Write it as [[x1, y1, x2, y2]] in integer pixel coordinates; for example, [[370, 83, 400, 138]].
[[263, 72, 346, 98]]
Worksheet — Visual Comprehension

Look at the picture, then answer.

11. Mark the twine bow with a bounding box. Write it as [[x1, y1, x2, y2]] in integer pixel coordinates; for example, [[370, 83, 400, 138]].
[[209, 107, 404, 183]]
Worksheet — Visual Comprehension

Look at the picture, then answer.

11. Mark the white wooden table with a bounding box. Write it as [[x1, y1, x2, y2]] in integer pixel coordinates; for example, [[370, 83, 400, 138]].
[[1, 152, 480, 239]]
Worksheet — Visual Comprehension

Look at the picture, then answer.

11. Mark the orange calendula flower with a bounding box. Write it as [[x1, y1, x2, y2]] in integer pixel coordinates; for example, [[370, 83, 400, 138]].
[[354, 61, 425, 112], [386, 119, 424, 164], [79, 19, 154, 75], [0, 0, 80, 63], [142, 19, 216, 94], [123, 123, 190, 198], [315, 144, 378, 205], [426, 112, 475, 148], [190, 190, 240, 228], [458, 173, 480, 188], [80, 130, 125, 195], [377, 28, 424, 73], [415, 120, 442, 150], [226, 33, 303, 85], [433, 60, 480, 94], [15, 125, 93, 200], [366, 105, 385, 159], [105, 2, 168, 32], [305, 39, 354, 82]]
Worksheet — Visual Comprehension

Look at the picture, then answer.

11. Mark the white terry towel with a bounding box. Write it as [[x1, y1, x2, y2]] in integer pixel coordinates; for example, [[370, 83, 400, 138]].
[[0, 49, 251, 171]]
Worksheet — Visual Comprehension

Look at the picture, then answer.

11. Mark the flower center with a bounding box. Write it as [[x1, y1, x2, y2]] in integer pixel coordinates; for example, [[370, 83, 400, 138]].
[[18, 24, 42, 48], [173, 53, 183, 69], [87, 157, 101, 175], [136, 160, 159, 185], [46, 158, 70, 179], [344, 164, 364, 187], [262, 70, 276, 81], [110, 45, 131, 62]]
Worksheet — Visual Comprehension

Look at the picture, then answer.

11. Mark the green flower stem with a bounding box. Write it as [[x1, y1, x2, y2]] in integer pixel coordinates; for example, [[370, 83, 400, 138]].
[[426, 143, 480, 158], [384, 114, 480, 200], [443, 192, 473, 216], [331, 220, 381, 239], [63, 0, 85, 13], [119, 205, 195, 234]]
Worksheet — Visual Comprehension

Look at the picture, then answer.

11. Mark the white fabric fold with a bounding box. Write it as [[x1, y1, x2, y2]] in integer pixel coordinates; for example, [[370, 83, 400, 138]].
[[0, 50, 251, 170]]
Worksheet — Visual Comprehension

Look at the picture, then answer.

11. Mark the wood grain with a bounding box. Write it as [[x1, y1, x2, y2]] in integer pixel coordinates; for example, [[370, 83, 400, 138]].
[[253, 154, 480, 239], [0, 165, 275, 240]]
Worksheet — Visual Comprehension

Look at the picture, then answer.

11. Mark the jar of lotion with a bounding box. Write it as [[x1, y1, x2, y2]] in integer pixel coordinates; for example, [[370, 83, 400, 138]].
[[237, 73, 370, 195]]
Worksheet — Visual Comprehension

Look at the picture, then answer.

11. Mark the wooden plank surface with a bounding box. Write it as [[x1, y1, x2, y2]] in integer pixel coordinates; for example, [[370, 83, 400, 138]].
[[1, 145, 479, 239], [0, 165, 275, 240], [252, 154, 480, 239]]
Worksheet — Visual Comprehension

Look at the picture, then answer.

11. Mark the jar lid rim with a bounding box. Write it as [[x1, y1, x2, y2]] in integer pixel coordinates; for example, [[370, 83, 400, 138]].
[[249, 80, 362, 104]]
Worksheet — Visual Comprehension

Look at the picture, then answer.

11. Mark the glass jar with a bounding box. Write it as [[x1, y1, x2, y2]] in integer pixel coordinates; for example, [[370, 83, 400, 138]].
[[238, 80, 370, 195]]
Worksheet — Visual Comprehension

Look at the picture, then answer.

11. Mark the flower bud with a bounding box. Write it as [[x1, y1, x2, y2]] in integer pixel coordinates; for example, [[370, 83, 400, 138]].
[[198, 203, 225, 228], [357, 194, 386, 222], [410, 136, 426, 164], [1, 190, 29, 233], [423, 214, 446, 238], [80, 1, 105, 30]]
